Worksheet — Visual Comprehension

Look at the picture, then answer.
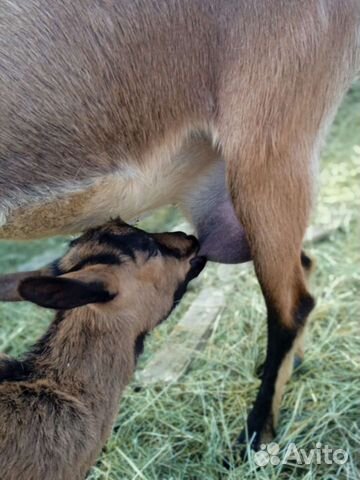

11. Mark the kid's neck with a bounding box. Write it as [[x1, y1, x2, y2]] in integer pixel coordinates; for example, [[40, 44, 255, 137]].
[[29, 307, 137, 400]]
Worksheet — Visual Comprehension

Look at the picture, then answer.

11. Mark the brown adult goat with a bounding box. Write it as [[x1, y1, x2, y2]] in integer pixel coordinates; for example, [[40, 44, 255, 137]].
[[0, 219, 206, 480], [0, 0, 359, 451]]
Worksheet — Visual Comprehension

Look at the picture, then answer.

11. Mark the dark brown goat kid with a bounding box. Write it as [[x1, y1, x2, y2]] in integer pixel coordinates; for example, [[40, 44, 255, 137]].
[[0, 219, 206, 480]]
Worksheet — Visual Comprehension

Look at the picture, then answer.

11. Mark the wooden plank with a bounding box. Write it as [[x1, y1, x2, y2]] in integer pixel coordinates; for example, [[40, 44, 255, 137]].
[[304, 220, 343, 244], [136, 288, 224, 385]]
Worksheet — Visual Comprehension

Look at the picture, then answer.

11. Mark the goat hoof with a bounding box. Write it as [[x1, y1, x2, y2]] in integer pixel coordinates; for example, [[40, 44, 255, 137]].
[[222, 431, 263, 469], [236, 429, 262, 452]]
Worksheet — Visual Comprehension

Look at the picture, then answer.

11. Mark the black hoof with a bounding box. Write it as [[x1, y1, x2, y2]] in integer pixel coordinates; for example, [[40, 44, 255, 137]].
[[236, 429, 262, 452], [222, 429, 262, 469]]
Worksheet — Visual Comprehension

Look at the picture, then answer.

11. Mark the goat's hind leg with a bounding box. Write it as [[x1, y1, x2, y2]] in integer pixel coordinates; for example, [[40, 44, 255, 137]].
[[220, 134, 316, 451]]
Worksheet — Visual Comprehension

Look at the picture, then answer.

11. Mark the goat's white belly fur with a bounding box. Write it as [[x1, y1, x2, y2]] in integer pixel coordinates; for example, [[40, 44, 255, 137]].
[[0, 136, 219, 238]]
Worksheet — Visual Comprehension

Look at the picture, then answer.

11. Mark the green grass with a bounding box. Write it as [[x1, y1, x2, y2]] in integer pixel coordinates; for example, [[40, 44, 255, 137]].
[[1, 82, 359, 479]]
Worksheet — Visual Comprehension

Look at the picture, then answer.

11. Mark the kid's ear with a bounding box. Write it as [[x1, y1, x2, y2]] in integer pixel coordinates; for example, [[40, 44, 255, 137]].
[[18, 276, 116, 310], [0, 269, 49, 302]]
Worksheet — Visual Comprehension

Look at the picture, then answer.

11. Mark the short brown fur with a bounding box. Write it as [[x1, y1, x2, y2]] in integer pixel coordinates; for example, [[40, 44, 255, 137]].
[[0, 220, 206, 480]]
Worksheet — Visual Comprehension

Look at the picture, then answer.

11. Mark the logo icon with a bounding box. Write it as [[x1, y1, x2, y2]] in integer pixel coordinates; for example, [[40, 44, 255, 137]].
[[254, 443, 280, 467]]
